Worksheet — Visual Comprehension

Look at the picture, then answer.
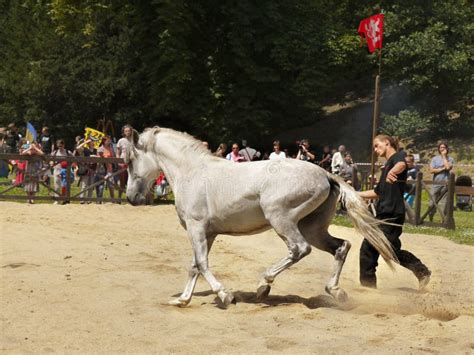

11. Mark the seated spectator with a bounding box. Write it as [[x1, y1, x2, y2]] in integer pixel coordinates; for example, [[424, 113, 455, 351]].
[[269, 140, 286, 160], [226, 143, 244, 162]]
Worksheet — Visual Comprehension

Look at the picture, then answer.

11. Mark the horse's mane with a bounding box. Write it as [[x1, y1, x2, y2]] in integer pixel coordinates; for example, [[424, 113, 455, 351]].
[[141, 126, 216, 159]]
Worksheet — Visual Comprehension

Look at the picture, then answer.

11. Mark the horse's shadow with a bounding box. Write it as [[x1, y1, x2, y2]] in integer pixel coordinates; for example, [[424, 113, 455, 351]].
[[174, 290, 354, 310]]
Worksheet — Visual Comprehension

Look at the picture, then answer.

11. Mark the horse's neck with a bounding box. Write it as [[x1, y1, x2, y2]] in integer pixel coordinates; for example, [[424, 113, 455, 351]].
[[154, 135, 210, 190]]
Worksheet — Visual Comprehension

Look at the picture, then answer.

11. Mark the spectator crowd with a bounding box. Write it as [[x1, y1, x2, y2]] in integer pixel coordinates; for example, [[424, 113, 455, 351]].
[[0, 122, 455, 221]]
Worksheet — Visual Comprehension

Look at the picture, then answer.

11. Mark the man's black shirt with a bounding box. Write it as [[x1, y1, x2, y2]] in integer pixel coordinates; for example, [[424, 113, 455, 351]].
[[374, 151, 407, 216]]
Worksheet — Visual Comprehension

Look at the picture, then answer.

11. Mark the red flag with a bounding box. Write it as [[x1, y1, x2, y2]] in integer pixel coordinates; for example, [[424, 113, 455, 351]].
[[358, 14, 384, 53]]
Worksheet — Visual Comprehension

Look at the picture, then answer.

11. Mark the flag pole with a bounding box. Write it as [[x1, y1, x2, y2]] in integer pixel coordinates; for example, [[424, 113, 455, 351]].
[[369, 48, 382, 189]]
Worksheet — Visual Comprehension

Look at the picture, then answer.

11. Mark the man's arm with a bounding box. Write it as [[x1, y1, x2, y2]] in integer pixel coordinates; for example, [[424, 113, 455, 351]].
[[386, 161, 406, 183], [358, 189, 379, 200]]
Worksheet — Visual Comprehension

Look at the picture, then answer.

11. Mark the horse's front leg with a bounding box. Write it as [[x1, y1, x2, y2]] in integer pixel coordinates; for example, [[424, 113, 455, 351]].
[[188, 223, 235, 309], [168, 236, 216, 307]]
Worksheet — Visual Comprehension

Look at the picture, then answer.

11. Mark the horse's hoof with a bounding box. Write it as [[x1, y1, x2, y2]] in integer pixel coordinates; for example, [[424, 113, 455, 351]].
[[326, 286, 349, 303], [256, 285, 271, 301], [216, 291, 236, 309], [168, 298, 189, 307]]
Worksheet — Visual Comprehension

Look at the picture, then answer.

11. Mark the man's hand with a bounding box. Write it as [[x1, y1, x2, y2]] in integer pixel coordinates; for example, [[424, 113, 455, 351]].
[[386, 169, 398, 184]]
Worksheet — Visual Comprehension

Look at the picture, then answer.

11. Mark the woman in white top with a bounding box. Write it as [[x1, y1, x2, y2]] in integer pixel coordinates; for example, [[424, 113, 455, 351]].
[[269, 140, 286, 160]]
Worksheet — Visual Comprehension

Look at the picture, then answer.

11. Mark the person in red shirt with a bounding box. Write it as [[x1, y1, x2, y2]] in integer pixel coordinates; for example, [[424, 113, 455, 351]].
[[97, 136, 116, 202]]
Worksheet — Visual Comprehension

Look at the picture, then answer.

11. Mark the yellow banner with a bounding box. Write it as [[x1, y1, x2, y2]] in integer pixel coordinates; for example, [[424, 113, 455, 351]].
[[84, 127, 105, 149]]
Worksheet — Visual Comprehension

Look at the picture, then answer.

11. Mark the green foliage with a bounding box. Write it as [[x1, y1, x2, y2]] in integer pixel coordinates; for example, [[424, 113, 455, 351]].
[[381, 109, 430, 138], [0, 0, 472, 145]]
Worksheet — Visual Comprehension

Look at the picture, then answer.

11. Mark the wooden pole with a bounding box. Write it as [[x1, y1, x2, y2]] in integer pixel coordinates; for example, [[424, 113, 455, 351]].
[[414, 171, 423, 225], [369, 74, 381, 189]]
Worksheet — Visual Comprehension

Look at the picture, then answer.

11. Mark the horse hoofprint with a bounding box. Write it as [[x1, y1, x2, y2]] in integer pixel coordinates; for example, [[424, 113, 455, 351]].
[[125, 127, 397, 308]]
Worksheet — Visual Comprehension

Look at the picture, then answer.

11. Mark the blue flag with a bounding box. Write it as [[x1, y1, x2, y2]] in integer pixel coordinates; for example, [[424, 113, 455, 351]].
[[25, 122, 38, 143]]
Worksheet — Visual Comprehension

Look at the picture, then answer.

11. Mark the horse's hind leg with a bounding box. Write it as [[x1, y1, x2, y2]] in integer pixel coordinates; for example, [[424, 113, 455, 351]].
[[257, 224, 311, 300], [299, 186, 351, 302], [168, 235, 216, 307], [320, 234, 351, 302]]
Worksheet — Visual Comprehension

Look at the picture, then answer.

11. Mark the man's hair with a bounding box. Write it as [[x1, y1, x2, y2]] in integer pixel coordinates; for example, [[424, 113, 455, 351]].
[[56, 139, 65, 146], [406, 154, 415, 161], [437, 142, 449, 154], [273, 140, 280, 146], [300, 139, 309, 145], [374, 134, 399, 151], [121, 124, 132, 136]]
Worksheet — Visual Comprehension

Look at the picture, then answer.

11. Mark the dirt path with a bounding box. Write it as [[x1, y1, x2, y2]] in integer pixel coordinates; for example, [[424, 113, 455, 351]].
[[1, 202, 473, 353]]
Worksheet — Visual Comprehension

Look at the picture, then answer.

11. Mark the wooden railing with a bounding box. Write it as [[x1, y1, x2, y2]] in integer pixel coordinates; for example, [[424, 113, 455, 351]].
[[0, 153, 127, 203]]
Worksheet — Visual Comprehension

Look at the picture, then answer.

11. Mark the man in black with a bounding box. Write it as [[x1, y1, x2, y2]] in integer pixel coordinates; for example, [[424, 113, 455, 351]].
[[39, 126, 55, 155], [358, 135, 431, 289], [5, 123, 20, 153]]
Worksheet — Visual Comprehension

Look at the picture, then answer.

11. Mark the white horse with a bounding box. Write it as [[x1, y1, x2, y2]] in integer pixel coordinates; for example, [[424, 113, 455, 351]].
[[125, 127, 397, 308]]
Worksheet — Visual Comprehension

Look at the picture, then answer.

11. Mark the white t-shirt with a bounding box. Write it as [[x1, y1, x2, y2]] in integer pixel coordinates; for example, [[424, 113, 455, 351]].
[[269, 151, 286, 160], [116, 137, 132, 159], [331, 151, 344, 174], [239, 147, 261, 161]]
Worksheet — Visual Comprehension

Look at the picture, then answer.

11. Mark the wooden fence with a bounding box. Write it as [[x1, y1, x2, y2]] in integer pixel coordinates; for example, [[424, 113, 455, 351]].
[[0, 153, 127, 203], [1, 153, 472, 229]]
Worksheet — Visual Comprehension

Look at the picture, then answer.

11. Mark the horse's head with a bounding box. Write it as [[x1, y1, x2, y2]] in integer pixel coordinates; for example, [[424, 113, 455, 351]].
[[124, 129, 159, 206]]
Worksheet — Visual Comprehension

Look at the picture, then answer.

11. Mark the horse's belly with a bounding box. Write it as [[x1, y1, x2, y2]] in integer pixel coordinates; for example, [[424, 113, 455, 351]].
[[209, 205, 269, 235]]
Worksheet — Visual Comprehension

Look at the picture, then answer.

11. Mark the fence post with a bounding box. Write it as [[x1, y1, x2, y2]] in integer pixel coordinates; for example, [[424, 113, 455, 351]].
[[445, 172, 456, 230], [414, 171, 423, 225], [66, 162, 72, 203]]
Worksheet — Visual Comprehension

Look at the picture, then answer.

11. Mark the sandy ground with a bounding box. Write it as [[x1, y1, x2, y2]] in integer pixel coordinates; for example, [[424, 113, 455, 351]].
[[1, 202, 473, 354]]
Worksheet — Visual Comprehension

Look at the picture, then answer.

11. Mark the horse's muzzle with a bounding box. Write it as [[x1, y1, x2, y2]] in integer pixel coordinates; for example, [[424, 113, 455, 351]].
[[127, 194, 146, 206]]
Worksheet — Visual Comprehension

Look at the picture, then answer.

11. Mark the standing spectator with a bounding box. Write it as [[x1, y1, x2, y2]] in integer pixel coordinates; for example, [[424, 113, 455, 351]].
[[269, 140, 286, 160], [75, 138, 97, 204], [58, 161, 74, 203], [11, 138, 28, 187], [428, 142, 454, 221], [5, 123, 20, 153], [97, 136, 116, 202], [296, 139, 316, 162], [331, 145, 346, 175], [319, 145, 332, 172], [51, 139, 73, 203], [226, 143, 244, 162], [22, 143, 44, 204], [340, 152, 357, 186], [239, 140, 261, 162], [404, 154, 418, 207], [38, 126, 55, 155], [0, 132, 10, 178], [358, 134, 431, 289], [116, 124, 133, 200], [213, 143, 227, 158]]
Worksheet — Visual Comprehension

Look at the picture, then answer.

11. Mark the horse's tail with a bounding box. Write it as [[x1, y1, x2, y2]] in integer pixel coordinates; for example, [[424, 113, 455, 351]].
[[327, 173, 399, 268]]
